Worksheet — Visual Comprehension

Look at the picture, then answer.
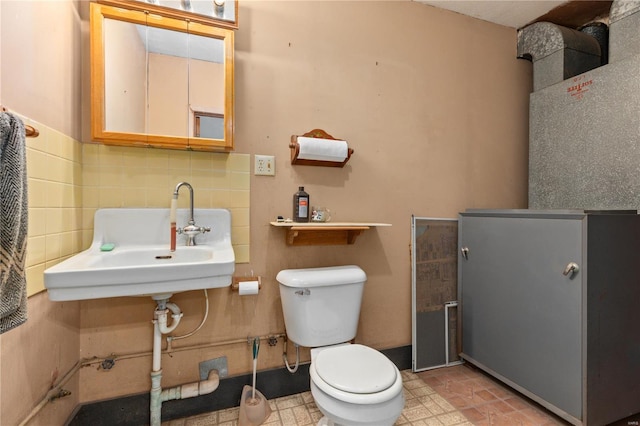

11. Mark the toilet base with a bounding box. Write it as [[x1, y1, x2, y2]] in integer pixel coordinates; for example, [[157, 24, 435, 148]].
[[311, 380, 404, 426], [317, 417, 334, 426]]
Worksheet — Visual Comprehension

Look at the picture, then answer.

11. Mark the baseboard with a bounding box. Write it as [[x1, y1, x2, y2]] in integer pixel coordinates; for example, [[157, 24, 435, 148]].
[[66, 345, 411, 425], [381, 344, 412, 371]]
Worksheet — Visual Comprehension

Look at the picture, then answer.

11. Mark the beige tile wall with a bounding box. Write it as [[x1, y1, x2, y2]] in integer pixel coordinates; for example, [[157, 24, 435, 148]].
[[24, 117, 83, 296], [81, 144, 250, 262], [24, 118, 250, 297]]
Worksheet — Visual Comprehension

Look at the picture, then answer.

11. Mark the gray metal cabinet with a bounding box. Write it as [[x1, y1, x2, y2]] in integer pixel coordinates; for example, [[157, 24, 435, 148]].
[[458, 210, 640, 426]]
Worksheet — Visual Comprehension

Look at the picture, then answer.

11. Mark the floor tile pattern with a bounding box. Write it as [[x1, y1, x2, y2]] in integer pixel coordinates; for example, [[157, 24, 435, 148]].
[[416, 364, 568, 426], [163, 364, 569, 426]]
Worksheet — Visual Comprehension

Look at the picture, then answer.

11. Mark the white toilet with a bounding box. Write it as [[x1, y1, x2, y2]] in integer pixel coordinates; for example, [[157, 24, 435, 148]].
[[277, 265, 404, 426]]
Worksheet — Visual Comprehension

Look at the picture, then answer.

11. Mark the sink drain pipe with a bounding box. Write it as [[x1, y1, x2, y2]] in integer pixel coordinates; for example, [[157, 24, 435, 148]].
[[150, 299, 221, 426]]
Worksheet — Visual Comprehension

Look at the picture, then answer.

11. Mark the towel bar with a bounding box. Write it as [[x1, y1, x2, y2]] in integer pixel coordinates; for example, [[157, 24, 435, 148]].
[[1, 106, 39, 137]]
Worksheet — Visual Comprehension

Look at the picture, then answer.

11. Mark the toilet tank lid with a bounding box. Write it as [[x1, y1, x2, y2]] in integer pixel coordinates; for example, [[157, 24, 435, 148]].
[[276, 265, 366, 288]]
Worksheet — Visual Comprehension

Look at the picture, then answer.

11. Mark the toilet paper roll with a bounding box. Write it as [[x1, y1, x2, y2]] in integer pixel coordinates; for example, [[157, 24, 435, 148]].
[[297, 137, 349, 162], [238, 280, 260, 296]]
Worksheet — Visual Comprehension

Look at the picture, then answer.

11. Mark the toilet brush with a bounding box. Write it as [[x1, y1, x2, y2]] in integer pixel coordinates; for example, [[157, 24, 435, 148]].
[[251, 336, 259, 399], [238, 337, 271, 425]]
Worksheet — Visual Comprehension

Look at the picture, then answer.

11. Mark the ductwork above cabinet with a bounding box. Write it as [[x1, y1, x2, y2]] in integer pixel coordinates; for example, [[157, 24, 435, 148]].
[[525, 0, 640, 211], [609, 0, 640, 62], [517, 22, 602, 91]]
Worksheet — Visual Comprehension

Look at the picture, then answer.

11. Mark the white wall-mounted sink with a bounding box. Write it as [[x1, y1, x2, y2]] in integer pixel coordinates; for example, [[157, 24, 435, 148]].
[[44, 208, 235, 301]]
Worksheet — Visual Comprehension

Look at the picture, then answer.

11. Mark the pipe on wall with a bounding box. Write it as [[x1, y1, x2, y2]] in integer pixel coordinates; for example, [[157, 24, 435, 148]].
[[17, 360, 83, 426], [18, 332, 285, 425], [161, 369, 220, 401]]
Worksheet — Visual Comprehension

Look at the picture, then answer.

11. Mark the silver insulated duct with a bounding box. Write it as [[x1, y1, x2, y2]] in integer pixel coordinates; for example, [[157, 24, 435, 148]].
[[524, 0, 640, 211], [517, 22, 602, 92]]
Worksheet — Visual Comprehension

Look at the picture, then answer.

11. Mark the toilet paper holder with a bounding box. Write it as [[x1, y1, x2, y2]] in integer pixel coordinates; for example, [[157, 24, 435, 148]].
[[231, 276, 262, 291], [289, 128, 354, 167]]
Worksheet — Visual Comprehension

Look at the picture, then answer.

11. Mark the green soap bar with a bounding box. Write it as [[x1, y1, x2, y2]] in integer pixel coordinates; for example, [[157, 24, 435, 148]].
[[100, 243, 115, 252]]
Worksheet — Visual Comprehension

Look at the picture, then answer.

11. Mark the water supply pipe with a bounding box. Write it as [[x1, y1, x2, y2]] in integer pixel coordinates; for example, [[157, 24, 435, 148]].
[[167, 290, 209, 345], [19, 326, 285, 425], [282, 337, 300, 373]]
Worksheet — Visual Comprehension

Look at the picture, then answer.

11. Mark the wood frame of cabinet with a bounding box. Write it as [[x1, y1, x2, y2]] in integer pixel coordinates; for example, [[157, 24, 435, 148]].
[[90, 3, 235, 151], [98, 0, 240, 30]]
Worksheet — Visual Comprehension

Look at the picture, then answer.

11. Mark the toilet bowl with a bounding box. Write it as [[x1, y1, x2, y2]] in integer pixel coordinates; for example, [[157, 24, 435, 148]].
[[309, 344, 404, 426], [277, 266, 405, 425]]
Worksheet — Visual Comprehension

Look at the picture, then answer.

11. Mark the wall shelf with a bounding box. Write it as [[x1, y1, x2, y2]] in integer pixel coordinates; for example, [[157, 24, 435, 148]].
[[270, 222, 391, 246]]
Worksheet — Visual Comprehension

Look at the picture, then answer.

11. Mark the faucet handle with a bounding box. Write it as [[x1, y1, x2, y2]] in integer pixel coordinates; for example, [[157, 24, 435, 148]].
[[177, 224, 211, 247], [178, 224, 210, 236]]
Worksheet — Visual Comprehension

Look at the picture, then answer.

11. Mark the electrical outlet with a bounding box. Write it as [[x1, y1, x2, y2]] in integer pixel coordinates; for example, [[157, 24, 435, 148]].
[[254, 155, 275, 176]]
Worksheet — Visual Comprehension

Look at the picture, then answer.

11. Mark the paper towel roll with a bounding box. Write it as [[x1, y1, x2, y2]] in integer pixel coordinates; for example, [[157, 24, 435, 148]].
[[297, 137, 349, 162], [238, 280, 260, 296]]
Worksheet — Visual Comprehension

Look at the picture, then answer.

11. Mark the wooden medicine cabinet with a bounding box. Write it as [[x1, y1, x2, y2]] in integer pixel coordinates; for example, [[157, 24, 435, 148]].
[[99, 0, 239, 29], [90, 3, 235, 151]]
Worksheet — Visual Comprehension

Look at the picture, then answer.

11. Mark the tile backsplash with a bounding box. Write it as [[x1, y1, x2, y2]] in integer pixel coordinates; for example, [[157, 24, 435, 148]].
[[24, 117, 83, 296], [24, 116, 249, 296]]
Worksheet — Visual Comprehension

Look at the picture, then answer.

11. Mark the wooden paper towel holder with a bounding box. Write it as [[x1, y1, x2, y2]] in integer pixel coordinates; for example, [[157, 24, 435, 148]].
[[289, 128, 354, 167]]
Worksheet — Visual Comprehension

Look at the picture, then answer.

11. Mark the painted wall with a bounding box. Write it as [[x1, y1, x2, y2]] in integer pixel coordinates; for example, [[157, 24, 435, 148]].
[[1, 3, 84, 426], [78, 0, 531, 404], [237, 0, 531, 352], [0, 0, 532, 424]]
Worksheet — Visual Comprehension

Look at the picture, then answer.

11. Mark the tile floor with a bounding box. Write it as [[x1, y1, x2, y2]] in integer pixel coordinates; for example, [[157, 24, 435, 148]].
[[416, 364, 568, 426], [163, 363, 569, 426]]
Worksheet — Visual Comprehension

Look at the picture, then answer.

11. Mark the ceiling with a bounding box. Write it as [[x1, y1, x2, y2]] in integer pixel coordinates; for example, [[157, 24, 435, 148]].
[[414, 0, 614, 29]]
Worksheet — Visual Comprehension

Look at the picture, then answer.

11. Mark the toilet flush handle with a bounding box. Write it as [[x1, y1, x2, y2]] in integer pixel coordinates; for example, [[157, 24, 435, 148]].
[[295, 289, 310, 296]]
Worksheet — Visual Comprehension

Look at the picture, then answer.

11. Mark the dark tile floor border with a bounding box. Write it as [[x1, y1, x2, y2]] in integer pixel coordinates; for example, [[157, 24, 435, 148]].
[[66, 345, 411, 426]]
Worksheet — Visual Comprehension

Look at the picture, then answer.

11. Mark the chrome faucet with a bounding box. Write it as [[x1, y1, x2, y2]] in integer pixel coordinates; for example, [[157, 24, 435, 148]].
[[172, 182, 210, 247]]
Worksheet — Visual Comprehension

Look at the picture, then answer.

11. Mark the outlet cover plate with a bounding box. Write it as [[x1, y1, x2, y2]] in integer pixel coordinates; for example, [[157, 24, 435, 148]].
[[255, 155, 275, 176]]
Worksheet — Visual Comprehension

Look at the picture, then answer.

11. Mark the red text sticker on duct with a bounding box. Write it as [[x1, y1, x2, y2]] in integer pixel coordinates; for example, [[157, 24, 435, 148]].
[[567, 75, 593, 100]]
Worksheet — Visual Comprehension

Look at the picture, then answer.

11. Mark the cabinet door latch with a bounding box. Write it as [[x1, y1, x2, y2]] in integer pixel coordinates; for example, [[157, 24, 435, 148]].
[[562, 262, 580, 278], [461, 247, 469, 260]]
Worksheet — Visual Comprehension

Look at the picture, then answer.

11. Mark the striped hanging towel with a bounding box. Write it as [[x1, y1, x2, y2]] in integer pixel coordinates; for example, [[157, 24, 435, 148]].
[[0, 111, 28, 334]]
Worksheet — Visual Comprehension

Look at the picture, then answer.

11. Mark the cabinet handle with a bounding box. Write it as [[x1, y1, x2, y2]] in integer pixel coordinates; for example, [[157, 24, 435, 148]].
[[563, 262, 579, 278], [461, 247, 469, 260]]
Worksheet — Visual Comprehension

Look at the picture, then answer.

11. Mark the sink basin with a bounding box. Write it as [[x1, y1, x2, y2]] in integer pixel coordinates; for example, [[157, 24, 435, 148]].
[[44, 208, 235, 301]]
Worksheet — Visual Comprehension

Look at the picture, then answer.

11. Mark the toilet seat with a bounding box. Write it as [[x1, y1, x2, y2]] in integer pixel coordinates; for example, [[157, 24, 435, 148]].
[[315, 344, 397, 394], [310, 344, 403, 405]]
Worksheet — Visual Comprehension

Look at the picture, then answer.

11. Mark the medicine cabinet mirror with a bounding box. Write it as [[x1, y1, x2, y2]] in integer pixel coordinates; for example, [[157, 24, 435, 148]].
[[100, 0, 238, 29], [90, 3, 235, 151]]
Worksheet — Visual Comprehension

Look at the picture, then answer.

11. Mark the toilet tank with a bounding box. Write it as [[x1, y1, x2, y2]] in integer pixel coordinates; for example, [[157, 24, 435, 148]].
[[277, 265, 366, 347]]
